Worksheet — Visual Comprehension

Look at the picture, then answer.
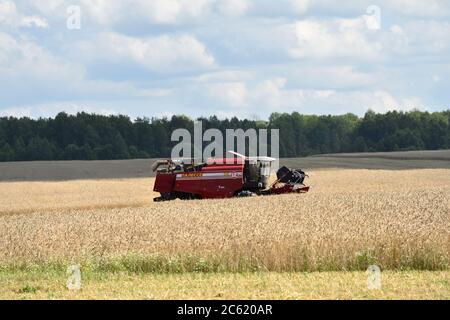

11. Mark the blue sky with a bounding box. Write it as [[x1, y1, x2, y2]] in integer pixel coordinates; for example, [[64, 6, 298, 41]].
[[0, 0, 449, 119]]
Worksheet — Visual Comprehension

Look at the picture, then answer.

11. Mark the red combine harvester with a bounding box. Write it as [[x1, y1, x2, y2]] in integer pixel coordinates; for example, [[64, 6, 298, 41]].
[[152, 151, 309, 201]]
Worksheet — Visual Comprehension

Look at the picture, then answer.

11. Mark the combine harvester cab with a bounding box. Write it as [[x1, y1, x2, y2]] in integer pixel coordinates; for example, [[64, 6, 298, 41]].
[[152, 151, 309, 201]]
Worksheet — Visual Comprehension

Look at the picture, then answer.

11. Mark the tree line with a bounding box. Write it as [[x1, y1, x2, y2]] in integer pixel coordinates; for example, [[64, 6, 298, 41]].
[[0, 109, 449, 162]]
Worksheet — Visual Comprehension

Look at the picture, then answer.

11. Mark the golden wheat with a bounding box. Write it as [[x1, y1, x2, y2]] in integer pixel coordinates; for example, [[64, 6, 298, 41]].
[[0, 169, 449, 271]]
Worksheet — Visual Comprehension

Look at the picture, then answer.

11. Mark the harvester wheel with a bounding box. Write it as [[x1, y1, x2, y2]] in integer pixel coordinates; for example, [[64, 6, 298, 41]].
[[153, 193, 173, 202], [177, 192, 202, 200], [154, 192, 201, 202], [236, 190, 257, 197]]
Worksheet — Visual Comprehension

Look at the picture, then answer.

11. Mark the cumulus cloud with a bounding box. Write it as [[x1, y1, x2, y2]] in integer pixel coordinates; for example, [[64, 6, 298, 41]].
[[28, 0, 249, 27], [75, 32, 215, 73], [76, 0, 206, 26], [290, 0, 311, 14], [0, 31, 175, 111], [203, 76, 423, 117], [217, 0, 252, 17], [0, 0, 48, 29], [80, 0, 252, 25], [386, 0, 449, 18], [207, 82, 248, 108], [0, 32, 83, 83], [194, 70, 252, 83], [286, 17, 383, 61]]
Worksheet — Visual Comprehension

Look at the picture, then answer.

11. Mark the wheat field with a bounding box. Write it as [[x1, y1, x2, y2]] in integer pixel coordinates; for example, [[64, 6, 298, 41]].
[[0, 169, 449, 272]]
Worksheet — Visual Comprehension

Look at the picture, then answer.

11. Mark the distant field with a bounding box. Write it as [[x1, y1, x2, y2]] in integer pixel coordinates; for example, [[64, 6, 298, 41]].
[[0, 149, 449, 181], [285, 149, 450, 170], [320, 149, 450, 160]]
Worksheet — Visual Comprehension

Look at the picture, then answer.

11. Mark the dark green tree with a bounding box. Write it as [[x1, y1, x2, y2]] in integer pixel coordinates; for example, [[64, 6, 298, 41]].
[[112, 133, 130, 159], [0, 110, 448, 162]]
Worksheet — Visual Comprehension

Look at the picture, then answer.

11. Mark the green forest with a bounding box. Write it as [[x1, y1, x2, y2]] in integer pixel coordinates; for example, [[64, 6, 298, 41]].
[[0, 109, 449, 162]]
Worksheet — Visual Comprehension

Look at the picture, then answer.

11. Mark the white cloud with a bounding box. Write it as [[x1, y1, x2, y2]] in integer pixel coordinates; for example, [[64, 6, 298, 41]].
[[310, 89, 420, 114], [20, 16, 49, 28], [79, 0, 198, 26], [22, 0, 450, 31], [204, 76, 422, 116], [207, 82, 248, 108], [275, 15, 450, 65], [290, 0, 311, 14], [73, 0, 220, 26], [383, 20, 450, 58], [287, 17, 383, 61], [38, 103, 120, 117], [194, 70, 252, 83], [0, 107, 32, 118], [0, 103, 120, 118], [80, 0, 252, 25], [28, 0, 67, 15], [27, 0, 253, 27], [386, 0, 449, 18], [0, 0, 48, 29], [140, 0, 210, 24], [0, 32, 83, 82], [217, 0, 252, 17], [80, 32, 215, 72], [27, 0, 210, 26], [0, 31, 176, 111], [288, 65, 379, 89], [251, 77, 289, 109], [78, 0, 122, 26]]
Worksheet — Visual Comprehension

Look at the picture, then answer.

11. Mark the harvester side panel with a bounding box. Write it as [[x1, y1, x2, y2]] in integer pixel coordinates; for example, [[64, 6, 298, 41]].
[[174, 170, 244, 199], [153, 173, 176, 193]]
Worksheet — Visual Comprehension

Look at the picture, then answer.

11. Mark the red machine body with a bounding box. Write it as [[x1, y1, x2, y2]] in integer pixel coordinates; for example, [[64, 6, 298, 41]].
[[175, 164, 243, 199], [152, 154, 309, 201]]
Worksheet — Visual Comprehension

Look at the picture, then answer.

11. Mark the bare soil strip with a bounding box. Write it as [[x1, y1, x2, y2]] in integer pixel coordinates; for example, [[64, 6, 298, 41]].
[[1, 150, 449, 181]]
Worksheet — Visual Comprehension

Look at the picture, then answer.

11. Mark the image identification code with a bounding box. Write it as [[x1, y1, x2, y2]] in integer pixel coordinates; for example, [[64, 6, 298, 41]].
[[177, 304, 273, 318]]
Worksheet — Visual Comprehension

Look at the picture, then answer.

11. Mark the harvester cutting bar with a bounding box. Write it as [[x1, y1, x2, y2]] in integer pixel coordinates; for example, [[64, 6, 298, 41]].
[[263, 166, 309, 195]]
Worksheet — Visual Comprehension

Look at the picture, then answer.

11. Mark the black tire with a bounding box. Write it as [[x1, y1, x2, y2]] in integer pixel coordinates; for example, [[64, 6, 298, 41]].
[[236, 190, 256, 197], [153, 193, 174, 202]]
